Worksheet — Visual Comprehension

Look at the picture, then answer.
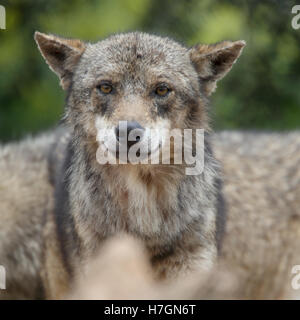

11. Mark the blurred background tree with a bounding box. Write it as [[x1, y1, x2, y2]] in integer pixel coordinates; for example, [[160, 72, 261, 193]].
[[0, 0, 299, 142]]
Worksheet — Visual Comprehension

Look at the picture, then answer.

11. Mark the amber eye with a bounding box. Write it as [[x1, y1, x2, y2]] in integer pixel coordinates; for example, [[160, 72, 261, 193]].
[[155, 85, 170, 97], [97, 83, 113, 94]]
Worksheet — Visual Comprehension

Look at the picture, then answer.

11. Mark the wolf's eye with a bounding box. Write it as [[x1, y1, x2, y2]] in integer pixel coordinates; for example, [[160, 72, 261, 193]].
[[155, 85, 170, 97], [97, 83, 113, 94]]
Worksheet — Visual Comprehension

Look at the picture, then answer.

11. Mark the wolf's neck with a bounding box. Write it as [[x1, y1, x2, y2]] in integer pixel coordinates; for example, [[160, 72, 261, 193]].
[[70, 140, 186, 219], [66, 134, 218, 254]]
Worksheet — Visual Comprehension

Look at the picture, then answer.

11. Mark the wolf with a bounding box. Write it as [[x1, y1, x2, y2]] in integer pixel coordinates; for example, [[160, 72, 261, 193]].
[[0, 31, 245, 299]]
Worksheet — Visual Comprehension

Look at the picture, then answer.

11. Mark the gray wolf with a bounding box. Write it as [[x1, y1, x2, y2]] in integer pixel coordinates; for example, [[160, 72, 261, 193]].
[[0, 31, 245, 299]]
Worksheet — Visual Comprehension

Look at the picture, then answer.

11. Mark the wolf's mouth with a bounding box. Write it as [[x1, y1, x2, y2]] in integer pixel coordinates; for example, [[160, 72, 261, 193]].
[[102, 141, 161, 164]]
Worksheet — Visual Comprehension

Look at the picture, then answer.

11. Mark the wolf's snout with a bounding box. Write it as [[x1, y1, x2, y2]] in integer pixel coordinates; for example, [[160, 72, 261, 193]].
[[115, 121, 145, 148]]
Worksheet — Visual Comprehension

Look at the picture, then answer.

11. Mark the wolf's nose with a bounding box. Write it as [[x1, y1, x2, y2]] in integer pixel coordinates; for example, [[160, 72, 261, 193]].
[[115, 121, 145, 148]]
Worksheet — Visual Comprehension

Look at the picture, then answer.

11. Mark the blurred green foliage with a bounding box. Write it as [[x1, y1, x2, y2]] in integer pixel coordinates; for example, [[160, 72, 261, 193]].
[[0, 0, 300, 141]]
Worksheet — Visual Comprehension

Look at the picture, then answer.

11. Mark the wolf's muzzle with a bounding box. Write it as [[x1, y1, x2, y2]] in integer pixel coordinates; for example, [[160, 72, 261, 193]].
[[115, 121, 145, 149]]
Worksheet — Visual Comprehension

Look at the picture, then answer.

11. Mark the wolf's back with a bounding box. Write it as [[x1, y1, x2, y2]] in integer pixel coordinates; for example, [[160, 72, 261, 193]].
[[0, 132, 58, 299], [214, 131, 300, 298]]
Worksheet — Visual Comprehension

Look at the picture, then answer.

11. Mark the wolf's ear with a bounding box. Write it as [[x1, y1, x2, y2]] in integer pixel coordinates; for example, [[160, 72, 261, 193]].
[[34, 31, 86, 90], [189, 40, 245, 96]]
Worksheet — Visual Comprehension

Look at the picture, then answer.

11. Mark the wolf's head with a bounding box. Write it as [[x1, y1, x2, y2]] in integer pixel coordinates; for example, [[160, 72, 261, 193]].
[[35, 32, 245, 166]]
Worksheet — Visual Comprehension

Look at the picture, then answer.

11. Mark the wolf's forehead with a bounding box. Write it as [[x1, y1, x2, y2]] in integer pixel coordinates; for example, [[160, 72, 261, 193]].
[[80, 33, 190, 79]]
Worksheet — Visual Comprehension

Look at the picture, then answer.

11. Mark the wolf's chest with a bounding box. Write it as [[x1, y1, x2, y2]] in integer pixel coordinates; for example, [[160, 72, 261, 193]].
[[110, 180, 182, 238]]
